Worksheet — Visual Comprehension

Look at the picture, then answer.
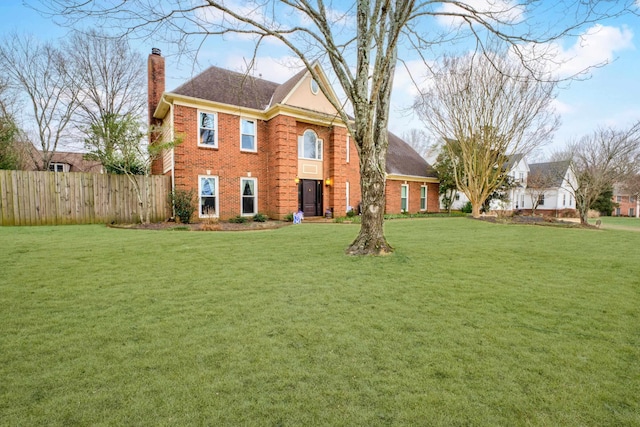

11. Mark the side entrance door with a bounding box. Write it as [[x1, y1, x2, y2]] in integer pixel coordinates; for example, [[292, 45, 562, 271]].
[[300, 179, 322, 217]]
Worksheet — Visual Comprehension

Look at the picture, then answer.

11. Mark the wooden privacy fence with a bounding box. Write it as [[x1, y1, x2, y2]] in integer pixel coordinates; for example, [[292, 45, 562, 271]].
[[0, 170, 171, 226]]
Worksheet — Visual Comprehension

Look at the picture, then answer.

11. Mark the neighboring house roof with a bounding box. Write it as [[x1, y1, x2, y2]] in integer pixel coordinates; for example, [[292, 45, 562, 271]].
[[172, 66, 280, 110], [386, 132, 438, 179], [504, 153, 525, 170], [528, 160, 570, 188], [25, 149, 103, 173]]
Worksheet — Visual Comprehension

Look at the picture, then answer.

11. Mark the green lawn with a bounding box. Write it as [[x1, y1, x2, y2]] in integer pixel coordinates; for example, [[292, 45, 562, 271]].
[[595, 216, 640, 230], [1, 219, 638, 426]]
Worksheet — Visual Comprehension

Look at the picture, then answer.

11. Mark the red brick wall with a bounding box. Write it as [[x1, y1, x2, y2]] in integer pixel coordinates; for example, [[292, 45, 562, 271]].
[[328, 128, 361, 215], [266, 115, 298, 219], [172, 105, 270, 219], [167, 103, 436, 220], [170, 106, 364, 220], [385, 180, 440, 214], [612, 195, 638, 217], [148, 51, 165, 176]]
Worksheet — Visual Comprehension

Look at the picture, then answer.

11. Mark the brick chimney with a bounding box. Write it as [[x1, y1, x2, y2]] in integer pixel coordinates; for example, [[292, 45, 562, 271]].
[[148, 47, 165, 127]]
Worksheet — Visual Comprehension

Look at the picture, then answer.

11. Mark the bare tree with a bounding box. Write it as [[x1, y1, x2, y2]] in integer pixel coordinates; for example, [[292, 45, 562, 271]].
[[415, 52, 559, 217], [621, 173, 640, 200], [0, 33, 81, 171], [526, 161, 570, 214], [402, 128, 435, 161], [85, 114, 181, 223], [40, 0, 635, 253], [65, 29, 147, 159], [567, 123, 640, 224]]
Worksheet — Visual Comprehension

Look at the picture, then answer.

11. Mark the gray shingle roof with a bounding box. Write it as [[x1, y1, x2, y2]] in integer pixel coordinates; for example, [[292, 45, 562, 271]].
[[172, 66, 280, 110], [528, 160, 570, 188], [386, 132, 437, 179]]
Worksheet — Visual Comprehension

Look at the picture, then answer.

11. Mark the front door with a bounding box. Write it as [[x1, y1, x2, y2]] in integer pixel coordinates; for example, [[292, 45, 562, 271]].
[[300, 179, 322, 217]]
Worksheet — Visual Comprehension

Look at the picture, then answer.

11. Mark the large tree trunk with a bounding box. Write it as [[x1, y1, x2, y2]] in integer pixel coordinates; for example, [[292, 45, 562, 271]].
[[471, 202, 482, 218], [346, 134, 393, 256]]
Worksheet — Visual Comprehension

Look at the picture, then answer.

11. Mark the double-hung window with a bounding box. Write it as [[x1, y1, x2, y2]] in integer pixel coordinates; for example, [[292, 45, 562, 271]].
[[299, 130, 322, 160], [49, 163, 68, 172], [538, 193, 545, 206], [241, 178, 257, 216], [241, 118, 256, 152], [199, 176, 218, 217], [401, 184, 408, 212], [420, 186, 427, 211], [199, 111, 217, 147]]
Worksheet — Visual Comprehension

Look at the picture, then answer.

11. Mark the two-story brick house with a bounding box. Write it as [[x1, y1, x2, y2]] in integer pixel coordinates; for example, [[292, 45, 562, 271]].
[[148, 49, 438, 220]]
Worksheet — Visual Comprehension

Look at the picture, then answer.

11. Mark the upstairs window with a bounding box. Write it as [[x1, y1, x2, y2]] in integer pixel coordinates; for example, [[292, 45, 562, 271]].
[[241, 118, 256, 152], [199, 111, 217, 148], [299, 130, 323, 160]]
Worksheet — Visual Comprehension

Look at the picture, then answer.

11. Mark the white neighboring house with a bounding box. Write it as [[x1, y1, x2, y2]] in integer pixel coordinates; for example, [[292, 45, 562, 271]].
[[490, 154, 529, 211], [440, 156, 577, 216], [445, 190, 470, 211], [525, 160, 577, 215]]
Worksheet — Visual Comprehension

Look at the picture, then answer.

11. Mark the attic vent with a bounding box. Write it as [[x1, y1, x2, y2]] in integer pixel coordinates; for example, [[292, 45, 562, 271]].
[[151, 47, 161, 56]]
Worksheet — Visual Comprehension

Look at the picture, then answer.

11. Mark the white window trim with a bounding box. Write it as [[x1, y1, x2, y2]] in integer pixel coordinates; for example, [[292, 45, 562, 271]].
[[49, 163, 70, 173], [401, 184, 409, 212], [538, 193, 545, 206], [240, 177, 258, 216], [298, 130, 323, 161], [346, 181, 350, 212], [240, 118, 257, 152], [420, 185, 428, 211], [198, 110, 218, 148], [346, 135, 350, 163], [198, 175, 219, 218], [310, 78, 319, 95]]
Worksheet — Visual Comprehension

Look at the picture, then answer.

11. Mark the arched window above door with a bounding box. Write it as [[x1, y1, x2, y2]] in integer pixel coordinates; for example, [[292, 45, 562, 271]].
[[298, 129, 323, 160]]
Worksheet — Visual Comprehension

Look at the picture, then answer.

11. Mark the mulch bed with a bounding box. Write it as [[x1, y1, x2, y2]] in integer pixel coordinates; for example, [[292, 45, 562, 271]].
[[108, 220, 290, 232], [473, 215, 588, 228]]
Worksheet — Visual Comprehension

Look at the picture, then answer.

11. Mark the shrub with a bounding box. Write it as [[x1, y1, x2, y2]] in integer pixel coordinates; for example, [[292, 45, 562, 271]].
[[346, 209, 356, 218], [168, 189, 196, 224], [253, 213, 268, 222], [228, 215, 248, 223], [461, 201, 473, 214], [284, 212, 294, 222]]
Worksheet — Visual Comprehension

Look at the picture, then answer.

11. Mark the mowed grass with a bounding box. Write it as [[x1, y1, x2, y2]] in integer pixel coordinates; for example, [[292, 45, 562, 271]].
[[0, 219, 638, 426], [596, 216, 640, 230]]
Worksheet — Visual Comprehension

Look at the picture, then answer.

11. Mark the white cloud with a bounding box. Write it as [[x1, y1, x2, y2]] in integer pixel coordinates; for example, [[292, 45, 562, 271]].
[[550, 99, 573, 115], [223, 55, 303, 83], [436, 0, 525, 28], [526, 24, 635, 78], [393, 60, 433, 99]]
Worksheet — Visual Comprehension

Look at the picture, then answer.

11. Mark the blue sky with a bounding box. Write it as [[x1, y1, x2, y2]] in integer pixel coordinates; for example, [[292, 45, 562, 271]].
[[1, 1, 639, 158]]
